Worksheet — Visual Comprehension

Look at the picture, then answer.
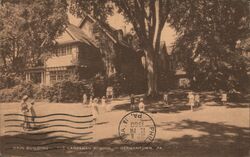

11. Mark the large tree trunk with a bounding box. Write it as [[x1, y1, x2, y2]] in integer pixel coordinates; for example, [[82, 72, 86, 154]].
[[145, 46, 158, 97]]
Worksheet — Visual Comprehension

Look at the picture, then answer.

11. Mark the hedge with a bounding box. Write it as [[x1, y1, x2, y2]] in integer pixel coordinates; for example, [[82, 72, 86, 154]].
[[0, 80, 91, 103]]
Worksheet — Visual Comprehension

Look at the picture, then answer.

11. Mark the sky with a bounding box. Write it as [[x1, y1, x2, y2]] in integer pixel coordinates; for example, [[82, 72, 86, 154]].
[[68, 12, 177, 47]]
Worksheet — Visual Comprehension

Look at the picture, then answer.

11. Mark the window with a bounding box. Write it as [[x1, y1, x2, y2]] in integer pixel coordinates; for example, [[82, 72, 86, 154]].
[[55, 45, 73, 56], [49, 70, 72, 83], [50, 71, 57, 84], [30, 72, 42, 84]]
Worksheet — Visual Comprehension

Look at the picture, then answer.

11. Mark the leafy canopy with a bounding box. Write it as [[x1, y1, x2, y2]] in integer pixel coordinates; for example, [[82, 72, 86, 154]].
[[0, 0, 68, 73], [169, 0, 250, 91]]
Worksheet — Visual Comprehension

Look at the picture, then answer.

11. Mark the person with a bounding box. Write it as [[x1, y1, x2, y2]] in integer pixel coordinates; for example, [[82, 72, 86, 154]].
[[89, 95, 93, 107], [130, 94, 135, 111], [91, 98, 99, 123], [106, 86, 113, 102], [163, 92, 169, 106], [21, 95, 30, 130], [221, 92, 227, 105], [83, 93, 87, 105], [194, 93, 200, 107], [29, 100, 36, 129], [101, 96, 106, 107], [138, 98, 145, 112], [101, 96, 107, 112], [228, 88, 242, 102], [187, 92, 195, 111]]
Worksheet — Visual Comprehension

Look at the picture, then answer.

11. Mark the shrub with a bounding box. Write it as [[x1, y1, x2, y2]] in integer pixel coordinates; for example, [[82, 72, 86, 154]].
[[90, 74, 106, 97], [0, 80, 91, 103], [0, 72, 22, 89], [0, 81, 39, 102], [45, 80, 91, 103]]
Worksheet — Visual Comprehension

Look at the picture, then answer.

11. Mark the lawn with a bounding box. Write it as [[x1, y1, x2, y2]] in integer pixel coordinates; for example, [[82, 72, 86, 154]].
[[0, 93, 249, 157]]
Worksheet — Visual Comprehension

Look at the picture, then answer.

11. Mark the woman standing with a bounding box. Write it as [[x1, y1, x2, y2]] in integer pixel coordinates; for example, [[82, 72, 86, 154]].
[[29, 100, 36, 129], [21, 95, 30, 130]]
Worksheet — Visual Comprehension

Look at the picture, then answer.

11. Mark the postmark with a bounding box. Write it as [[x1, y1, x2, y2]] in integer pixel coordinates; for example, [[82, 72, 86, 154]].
[[118, 111, 156, 144]]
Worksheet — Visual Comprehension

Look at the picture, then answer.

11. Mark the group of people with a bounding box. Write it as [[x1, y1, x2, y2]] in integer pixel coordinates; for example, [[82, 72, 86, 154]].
[[187, 92, 200, 111], [20, 95, 36, 130], [188, 91, 231, 111], [82, 94, 112, 123], [130, 94, 145, 112]]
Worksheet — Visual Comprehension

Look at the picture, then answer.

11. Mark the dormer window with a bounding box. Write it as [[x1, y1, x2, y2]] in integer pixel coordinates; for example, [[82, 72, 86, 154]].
[[54, 45, 73, 56]]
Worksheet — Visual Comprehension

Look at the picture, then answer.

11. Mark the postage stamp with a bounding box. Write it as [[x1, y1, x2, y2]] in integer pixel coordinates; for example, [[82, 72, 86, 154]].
[[118, 111, 156, 144]]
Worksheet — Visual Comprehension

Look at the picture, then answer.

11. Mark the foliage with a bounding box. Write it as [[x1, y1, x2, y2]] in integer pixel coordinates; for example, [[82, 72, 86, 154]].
[[0, 80, 92, 103], [0, 81, 35, 102], [0, 0, 68, 74], [0, 69, 22, 89], [45, 80, 91, 103], [92, 23, 118, 78], [89, 74, 106, 98], [158, 71, 176, 91], [169, 0, 250, 91], [69, 0, 172, 96], [69, 0, 114, 21]]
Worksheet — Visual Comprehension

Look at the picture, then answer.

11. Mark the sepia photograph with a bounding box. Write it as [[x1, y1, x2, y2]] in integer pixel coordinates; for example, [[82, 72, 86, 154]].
[[0, 0, 249, 157]]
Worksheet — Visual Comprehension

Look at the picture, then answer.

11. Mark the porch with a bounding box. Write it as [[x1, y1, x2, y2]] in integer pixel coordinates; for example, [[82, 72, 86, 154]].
[[25, 66, 76, 85]]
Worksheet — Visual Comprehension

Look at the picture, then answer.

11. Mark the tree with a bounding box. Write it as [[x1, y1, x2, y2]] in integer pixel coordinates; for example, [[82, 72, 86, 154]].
[[169, 0, 250, 91], [0, 0, 68, 74], [69, 0, 172, 96]]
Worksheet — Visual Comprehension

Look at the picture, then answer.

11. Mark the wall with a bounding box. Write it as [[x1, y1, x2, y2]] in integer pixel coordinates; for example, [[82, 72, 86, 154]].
[[45, 44, 79, 68], [44, 44, 79, 85]]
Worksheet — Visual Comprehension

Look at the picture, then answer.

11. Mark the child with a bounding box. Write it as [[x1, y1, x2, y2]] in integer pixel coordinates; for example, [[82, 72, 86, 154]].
[[101, 96, 107, 112], [221, 92, 227, 105], [187, 92, 195, 111], [89, 95, 93, 107], [101, 96, 106, 107], [163, 92, 169, 106], [29, 100, 36, 129], [92, 98, 99, 123], [130, 94, 135, 111], [138, 98, 145, 112], [83, 93, 87, 105], [21, 95, 30, 130]]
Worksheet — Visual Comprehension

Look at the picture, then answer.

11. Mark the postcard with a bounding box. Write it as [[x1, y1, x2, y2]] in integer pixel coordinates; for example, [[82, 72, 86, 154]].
[[0, 0, 249, 157]]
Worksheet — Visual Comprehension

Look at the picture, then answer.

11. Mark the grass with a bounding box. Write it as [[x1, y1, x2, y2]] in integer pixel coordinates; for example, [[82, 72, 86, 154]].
[[0, 91, 249, 157]]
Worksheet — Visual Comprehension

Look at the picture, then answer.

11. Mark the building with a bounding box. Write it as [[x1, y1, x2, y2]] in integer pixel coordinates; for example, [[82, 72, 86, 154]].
[[25, 15, 144, 88], [25, 23, 102, 85]]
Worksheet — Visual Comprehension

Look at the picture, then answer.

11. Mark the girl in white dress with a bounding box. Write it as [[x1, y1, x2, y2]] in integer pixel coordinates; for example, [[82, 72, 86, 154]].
[[83, 93, 87, 105], [221, 93, 227, 105], [92, 98, 99, 123], [187, 92, 195, 111], [138, 98, 145, 112]]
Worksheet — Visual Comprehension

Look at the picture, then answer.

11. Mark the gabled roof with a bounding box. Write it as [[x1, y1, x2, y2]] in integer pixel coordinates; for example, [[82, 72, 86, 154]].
[[78, 15, 117, 43], [78, 14, 130, 48], [55, 24, 97, 47]]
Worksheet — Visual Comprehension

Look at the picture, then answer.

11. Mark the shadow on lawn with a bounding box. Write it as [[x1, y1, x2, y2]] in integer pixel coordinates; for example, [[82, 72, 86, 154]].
[[1, 120, 249, 157], [113, 90, 249, 113], [206, 102, 250, 108], [112, 95, 192, 114]]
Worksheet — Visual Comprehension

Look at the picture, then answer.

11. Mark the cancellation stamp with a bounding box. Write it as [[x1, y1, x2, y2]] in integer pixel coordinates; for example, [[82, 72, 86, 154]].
[[118, 111, 156, 144]]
